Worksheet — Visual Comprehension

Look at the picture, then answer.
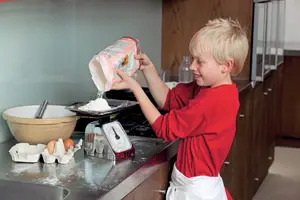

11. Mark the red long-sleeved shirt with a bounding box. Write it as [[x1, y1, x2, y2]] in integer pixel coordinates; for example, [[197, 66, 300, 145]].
[[152, 81, 239, 200]]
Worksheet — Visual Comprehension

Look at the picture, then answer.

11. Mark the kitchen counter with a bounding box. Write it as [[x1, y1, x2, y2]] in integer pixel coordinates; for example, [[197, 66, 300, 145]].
[[0, 136, 178, 200]]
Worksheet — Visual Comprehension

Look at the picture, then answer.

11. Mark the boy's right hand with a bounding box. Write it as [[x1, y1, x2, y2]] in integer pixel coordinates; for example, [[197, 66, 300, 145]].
[[135, 53, 155, 71], [112, 69, 139, 92]]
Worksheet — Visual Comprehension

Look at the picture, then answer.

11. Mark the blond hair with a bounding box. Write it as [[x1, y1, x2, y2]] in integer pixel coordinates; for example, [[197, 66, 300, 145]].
[[189, 18, 249, 76]]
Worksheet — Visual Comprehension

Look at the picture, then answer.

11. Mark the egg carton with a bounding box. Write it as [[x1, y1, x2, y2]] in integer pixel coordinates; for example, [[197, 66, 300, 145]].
[[42, 138, 82, 164], [9, 139, 82, 164], [9, 143, 46, 163]]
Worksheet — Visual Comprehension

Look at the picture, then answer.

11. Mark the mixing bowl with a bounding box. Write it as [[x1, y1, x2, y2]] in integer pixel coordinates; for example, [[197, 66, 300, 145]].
[[2, 105, 79, 144]]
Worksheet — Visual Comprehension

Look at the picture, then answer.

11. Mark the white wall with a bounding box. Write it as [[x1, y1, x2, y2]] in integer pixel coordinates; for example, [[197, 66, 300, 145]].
[[285, 0, 300, 50], [0, 0, 162, 142]]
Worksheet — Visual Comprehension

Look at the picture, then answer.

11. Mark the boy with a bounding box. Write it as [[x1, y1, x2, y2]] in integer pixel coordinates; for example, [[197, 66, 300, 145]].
[[112, 18, 249, 200]]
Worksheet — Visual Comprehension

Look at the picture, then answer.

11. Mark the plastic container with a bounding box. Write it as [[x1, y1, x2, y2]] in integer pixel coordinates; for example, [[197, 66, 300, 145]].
[[178, 56, 193, 83], [89, 37, 141, 92]]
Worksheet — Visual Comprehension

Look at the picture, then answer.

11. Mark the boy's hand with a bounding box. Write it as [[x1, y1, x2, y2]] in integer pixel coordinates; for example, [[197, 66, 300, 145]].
[[135, 53, 155, 71], [112, 69, 139, 91]]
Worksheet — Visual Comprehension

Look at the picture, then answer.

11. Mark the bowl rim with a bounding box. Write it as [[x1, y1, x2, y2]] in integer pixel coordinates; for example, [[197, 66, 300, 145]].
[[2, 105, 80, 125]]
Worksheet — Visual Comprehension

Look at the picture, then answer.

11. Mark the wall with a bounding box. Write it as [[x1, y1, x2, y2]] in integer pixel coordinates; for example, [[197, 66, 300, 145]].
[[285, 0, 300, 50], [0, 0, 162, 142]]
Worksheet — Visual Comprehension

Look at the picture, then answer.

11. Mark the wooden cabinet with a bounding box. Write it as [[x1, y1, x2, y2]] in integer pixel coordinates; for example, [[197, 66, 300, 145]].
[[122, 162, 170, 200], [233, 86, 253, 200], [236, 87, 253, 200], [250, 76, 274, 195], [220, 145, 234, 196], [274, 64, 284, 139], [221, 70, 281, 200], [162, 0, 253, 79], [221, 84, 255, 200], [279, 56, 300, 139], [264, 72, 277, 166], [249, 70, 279, 195], [250, 81, 264, 195]]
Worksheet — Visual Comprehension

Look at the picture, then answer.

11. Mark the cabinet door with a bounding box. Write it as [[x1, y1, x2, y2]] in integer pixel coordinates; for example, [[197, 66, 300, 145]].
[[263, 72, 276, 166], [274, 64, 283, 137], [251, 82, 266, 195], [251, 73, 278, 197], [220, 145, 234, 195], [280, 56, 300, 138], [122, 162, 170, 200], [221, 86, 253, 200], [232, 87, 253, 200]]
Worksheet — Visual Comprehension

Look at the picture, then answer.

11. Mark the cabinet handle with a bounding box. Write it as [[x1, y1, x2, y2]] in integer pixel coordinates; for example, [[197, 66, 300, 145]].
[[268, 88, 272, 92], [224, 161, 230, 165], [254, 177, 260, 181], [239, 114, 245, 118], [264, 65, 270, 70], [153, 190, 166, 194], [264, 92, 268, 96], [268, 156, 273, 160]]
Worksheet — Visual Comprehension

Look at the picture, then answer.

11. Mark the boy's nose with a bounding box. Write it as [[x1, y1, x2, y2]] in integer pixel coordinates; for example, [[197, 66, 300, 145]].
[[189, 60, 196, 71]]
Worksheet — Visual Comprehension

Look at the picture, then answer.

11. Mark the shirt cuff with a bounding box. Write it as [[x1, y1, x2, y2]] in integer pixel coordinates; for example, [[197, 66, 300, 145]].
[[151, 115, 163, 135], [162, 89, 171, 110]]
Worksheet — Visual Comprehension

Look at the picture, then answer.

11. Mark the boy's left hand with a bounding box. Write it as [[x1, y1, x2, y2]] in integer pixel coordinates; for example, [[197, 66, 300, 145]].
[[112, 69, 139, 91]]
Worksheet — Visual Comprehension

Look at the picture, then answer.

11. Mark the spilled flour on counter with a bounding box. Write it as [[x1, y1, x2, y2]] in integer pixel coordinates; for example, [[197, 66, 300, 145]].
[[79, 98, 111, 112], [10, 163, 37, 174], [37, 176, 59, 186]]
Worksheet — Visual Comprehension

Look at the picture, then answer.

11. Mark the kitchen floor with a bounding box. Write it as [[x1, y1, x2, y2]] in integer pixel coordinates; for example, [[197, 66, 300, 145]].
[[253, 146, 300, 200]]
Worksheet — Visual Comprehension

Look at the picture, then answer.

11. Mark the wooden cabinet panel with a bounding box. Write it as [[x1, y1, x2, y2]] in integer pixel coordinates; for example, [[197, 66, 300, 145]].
[[275, 64, 284, 138], [232, 86, 253, 200], [249, 71, 279, 197], [220, 146, 234, 195], [207, 72, 281, 200], [122, 162, 170, 200], [162, 0, 253, 79], [251, 75, 275, 190], [221, 85, 253, 200], [263, 72, 277, 167], [280, 56, 300, 138], [250, 82, 265, 195]]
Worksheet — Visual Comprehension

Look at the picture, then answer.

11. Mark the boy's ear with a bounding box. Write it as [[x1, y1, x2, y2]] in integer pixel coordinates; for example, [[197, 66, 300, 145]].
[[222, 58, 234, 73]]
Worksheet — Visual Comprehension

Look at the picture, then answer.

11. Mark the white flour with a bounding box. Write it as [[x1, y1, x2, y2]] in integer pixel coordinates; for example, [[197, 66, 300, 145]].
[[79, 98, 111, 112], [10, 163, 39, 174], [37, 176, 59, 186]]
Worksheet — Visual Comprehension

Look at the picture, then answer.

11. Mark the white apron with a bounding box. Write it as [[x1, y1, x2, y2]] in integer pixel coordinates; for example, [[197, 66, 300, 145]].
[[166, 164, 227, 200]]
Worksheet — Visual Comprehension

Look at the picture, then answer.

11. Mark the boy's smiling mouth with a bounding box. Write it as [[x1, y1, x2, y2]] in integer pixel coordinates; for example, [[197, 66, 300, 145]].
[[194, 74, 201, 78]]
